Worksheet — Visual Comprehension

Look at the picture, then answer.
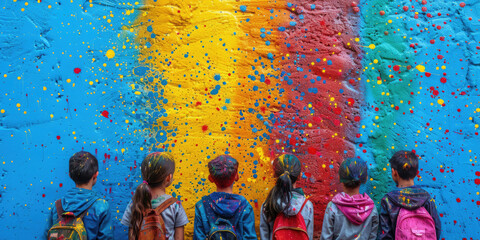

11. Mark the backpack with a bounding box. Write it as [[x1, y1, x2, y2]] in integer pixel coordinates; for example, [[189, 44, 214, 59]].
[[203, 196, 241, 240], [138, 197, 178, 240], [272, 200, 309, 240], [47, 199, 97, 240], [395, 207, 437, 239]]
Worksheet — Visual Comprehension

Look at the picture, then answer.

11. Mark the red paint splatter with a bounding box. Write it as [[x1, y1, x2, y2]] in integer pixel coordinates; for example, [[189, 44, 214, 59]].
[[202, 125, 208, 132], [42, 194, 45, 198], [440, 77, 447, 83], [474, 179, 480, 185], [459, 2, 466, 7], [393, 65, 400, 71], [354, 116, 361, 122], [56, 135, 61, 140], [379, 10, 385, 16], [347, 98, 355, 106], [101, 111, 109, 118], [59, 183, 63, 187], [74, 68, 81, 74], [456, 198, 461, 203]]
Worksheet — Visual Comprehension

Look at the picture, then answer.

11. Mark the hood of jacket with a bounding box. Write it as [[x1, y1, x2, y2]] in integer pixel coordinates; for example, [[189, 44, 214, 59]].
[[61, 187, 100, 216], [206, 192, 247, 219], [281, 189, 307, 216], [386, 185, 431, 210], [332, 192, 375, 225]]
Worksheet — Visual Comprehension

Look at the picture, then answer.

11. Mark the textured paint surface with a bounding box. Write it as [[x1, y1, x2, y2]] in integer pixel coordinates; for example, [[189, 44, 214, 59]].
[[0, 0, 479, 240]]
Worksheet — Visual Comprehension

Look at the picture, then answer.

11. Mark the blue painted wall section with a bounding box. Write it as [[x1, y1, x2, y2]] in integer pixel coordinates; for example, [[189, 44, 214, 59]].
[[0, 0, 147, 238]]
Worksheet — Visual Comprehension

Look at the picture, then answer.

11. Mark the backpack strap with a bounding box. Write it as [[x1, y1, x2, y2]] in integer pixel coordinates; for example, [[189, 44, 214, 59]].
[[297, 199, 308, 214], [55, 199, 64, 219], [154, 197, 178, 215], [55, 198, 99, 219]]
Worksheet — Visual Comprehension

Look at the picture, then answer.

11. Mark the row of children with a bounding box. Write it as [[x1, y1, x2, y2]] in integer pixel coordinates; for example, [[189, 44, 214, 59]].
[[46, 150, 441, 240]]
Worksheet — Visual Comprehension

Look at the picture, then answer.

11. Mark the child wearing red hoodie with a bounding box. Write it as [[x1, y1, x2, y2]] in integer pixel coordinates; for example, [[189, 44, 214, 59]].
[[321, 158, 378, 240]]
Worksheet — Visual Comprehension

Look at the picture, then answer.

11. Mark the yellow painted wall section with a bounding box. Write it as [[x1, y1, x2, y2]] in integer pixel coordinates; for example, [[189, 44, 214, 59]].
[[134, 0, 289, 236]]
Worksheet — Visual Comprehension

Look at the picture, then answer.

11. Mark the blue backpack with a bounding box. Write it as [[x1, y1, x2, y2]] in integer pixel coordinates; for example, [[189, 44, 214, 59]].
[[203, 196, 242, 240]]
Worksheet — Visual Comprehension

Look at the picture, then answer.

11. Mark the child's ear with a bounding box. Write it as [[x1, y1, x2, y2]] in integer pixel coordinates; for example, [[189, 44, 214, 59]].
[[93, 171, 99, 180], [234, 172, 239, 182], [208, 175, 215, 183], [166, 174, 173, 183]]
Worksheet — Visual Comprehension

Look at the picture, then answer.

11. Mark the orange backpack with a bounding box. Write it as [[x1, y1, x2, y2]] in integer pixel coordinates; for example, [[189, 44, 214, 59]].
[[272, 200, 309, 240], [137, 197, 177, 240]]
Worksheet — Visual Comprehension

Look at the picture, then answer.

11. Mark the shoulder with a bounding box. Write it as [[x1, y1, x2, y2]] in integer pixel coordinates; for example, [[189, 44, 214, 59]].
[[325, 201, 338, 212], [92, 198, 110, 214]]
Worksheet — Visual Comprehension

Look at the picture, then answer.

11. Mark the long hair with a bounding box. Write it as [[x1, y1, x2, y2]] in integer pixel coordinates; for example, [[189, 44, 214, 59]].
[[129, 152, 175, 240], [263, 154, 302, 222]]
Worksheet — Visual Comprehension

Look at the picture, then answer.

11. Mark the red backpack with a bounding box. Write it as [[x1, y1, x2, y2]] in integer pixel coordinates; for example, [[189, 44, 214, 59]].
[[137, 197, 177, 240], [272, 200, 309, 240]]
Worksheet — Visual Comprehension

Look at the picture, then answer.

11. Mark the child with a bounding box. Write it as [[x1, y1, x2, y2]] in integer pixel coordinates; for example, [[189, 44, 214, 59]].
[[321, 158, 378, 240], [260, 154, 314, 240], [193, 155, 257, 240], [121, 152, 188, 240], [379, 150, 441, 239], [46, 151, 113, 239]]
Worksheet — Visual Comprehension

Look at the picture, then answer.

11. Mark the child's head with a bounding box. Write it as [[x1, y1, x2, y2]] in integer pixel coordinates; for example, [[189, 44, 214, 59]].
[[389, 150, 418, 182], [69, 151, 98, 186], [140, 152, 176, 187], [338, 158, 368, 189], [129, 152, 176, 240], [263, 154, 302, 221], [208, 155, 239, 188]]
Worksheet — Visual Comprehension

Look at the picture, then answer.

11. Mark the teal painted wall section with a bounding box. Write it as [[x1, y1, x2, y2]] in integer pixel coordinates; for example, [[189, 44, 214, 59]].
[[359, 0, 480, 239]]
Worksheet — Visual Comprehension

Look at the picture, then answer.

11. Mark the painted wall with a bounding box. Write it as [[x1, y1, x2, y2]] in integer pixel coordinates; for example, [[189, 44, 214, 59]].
[[0, 0, 479, 239]]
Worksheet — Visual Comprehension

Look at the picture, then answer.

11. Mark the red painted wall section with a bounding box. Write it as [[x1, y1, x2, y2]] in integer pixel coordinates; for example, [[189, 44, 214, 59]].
[[269, 1, 363, 235]]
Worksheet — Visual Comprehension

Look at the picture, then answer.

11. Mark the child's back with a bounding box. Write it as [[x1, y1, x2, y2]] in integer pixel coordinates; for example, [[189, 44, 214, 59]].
[[45, 151, 113, 240], [259, 154, 314, 240], [193, 155, 257, 240], [121, 193, 188, 239], [321, 158, 378, 240], [194, 192, 256, 239], [379, 185, 440, 239], [121, 152, 188, 240], [322, 193, 377, 240], [379, 150, 441, 239], [260, 189, 314, 240]]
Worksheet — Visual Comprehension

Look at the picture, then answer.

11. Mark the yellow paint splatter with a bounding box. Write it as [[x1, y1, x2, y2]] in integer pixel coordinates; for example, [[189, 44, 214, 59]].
[[106, 49, 115, 59], [415, 65, 426, 73]]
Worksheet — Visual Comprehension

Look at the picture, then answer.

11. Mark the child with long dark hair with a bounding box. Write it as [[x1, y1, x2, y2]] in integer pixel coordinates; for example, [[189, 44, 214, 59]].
[[121, 152, 188, 240], [259, 154, 314, 240]]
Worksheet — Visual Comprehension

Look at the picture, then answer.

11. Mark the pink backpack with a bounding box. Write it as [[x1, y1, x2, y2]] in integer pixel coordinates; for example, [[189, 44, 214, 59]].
[[395, 207, 436, 239]]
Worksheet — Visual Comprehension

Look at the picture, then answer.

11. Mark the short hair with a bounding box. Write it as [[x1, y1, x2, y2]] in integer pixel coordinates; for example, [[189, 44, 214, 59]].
[[389, 150, 418, 180], [69, 151, 98, 185], [339, 158, 368, 189], [208, 155, 239, 188]]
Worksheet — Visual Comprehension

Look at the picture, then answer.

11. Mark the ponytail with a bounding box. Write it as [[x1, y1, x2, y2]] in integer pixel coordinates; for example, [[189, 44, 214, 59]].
[[263, 154, 301, 222], [129, 152, 175, 240], [129, 182, 152, 240]]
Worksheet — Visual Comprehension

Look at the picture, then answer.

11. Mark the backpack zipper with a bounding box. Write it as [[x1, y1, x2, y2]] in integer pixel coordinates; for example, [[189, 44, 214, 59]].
[[208, 230, 237, 240], [273, 226, 308, 234], [48, 226, 84, 239]]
